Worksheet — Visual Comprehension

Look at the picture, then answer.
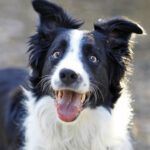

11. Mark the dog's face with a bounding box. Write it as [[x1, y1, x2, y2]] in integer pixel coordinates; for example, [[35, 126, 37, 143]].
[[42, 29, 109, 122], [29, 0, 143, 122]]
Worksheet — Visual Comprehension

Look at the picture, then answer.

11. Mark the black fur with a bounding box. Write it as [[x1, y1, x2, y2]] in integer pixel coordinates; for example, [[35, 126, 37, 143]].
[[32, 0, 83, 30], [0, 68, 28, 149]]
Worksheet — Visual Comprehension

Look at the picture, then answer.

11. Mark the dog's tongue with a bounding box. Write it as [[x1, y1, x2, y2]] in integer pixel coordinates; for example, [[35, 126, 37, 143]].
[[56, 91, 83, 122]]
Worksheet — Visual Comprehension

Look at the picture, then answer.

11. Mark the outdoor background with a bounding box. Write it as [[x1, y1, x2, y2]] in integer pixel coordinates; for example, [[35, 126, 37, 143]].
[[0, 0, 149, 149]]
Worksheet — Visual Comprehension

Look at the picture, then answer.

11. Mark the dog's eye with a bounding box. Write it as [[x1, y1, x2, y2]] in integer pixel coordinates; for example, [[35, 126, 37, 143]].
[[89, 56, 98, 64], [51, 51, 62, 59]]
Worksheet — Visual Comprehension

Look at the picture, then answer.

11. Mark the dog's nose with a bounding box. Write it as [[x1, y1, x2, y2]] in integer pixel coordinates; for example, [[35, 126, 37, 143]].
[[59, 69, 78, 85]]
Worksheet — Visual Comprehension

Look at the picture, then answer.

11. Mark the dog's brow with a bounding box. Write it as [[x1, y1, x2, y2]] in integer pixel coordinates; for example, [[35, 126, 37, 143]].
[[82, 43, 94, 51], [59, 39, 68, 48]]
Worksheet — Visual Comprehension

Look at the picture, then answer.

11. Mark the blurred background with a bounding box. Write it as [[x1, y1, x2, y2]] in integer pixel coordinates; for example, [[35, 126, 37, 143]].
[[0, 0, 149, 149]]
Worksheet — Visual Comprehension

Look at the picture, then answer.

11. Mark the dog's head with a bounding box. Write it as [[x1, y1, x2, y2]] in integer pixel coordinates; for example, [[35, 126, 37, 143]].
[[29, 0, 143, 122]]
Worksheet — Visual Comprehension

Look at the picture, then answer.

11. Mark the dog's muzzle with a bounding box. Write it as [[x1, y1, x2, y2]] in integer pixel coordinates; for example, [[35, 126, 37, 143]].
[[51, 68, 90, 122]]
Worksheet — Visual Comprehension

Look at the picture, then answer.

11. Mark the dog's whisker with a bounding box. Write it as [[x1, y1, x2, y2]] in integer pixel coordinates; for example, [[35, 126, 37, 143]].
[[90, 82, 105, 103], [35, 75, 52, 94]]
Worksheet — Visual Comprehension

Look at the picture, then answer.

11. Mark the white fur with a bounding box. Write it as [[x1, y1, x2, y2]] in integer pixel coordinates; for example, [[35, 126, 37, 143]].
[[22, 87, 133, 150], [51, 30, 90, 93]]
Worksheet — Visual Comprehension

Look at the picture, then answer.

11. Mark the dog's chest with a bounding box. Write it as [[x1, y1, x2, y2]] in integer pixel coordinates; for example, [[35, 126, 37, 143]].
[[22, 93, 132, 150], [23, 121, 107, 150], [22, 95, 114, 150]]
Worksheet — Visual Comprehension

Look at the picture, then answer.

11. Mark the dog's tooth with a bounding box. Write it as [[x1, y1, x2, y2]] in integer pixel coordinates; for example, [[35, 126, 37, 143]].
[[55, 91, 58, 99], [60, 91, 63, 98], [57, 91, 59, 97], [58, 91, 63, 99], [57, 91, 61, 99], [81, 94, 86, 103]]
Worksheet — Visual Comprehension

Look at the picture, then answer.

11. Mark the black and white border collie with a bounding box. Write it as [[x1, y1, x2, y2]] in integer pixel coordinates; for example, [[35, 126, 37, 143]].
[[0, 0, 144, 149]]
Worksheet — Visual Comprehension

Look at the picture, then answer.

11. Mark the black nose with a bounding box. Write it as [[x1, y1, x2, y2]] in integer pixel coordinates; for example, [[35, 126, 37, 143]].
[[59, 69, 78, 85]]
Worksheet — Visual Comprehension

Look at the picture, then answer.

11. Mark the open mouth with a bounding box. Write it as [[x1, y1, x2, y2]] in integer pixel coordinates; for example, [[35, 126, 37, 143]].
[[55, 90, 90, 122]]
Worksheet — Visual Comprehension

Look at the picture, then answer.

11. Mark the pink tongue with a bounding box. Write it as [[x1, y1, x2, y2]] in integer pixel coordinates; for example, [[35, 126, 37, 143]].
[[56, 91, 82, 122]]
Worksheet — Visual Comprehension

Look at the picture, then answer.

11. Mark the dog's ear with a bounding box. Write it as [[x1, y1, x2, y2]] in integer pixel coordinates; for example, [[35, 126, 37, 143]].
[[94, 17, 143, 41], [94, 17, 144, 64], [32, 0, 83, 33]]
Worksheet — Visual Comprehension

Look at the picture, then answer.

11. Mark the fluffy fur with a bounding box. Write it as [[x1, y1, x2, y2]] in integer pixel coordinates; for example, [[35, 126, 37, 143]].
[[0, 0, 144, 150], [23, 89, 133, 150]]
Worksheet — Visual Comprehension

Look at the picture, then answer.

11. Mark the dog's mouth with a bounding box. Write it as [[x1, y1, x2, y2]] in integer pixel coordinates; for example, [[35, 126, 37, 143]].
[[54, 90, 90, 122]]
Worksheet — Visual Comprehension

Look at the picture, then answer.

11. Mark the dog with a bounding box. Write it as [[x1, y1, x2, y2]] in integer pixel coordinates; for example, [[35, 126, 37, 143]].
[[0, 0, 144, 149]]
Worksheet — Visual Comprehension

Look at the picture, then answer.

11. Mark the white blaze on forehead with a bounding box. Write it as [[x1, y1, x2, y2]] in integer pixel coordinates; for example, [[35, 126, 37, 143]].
[[69, 29, 83, 53], [51, 29, 90, 93], [62, 29, 84, 70]]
